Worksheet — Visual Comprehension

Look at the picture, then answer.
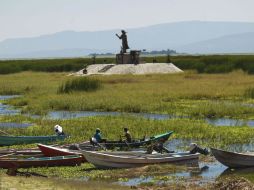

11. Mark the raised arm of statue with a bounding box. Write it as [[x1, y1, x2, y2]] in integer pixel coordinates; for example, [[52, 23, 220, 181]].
[[116, 34, 121, 39]]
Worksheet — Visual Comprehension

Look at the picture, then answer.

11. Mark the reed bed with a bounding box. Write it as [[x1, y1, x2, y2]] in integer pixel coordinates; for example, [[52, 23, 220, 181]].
[[1, 55, 254, 74], [1, 71, 254, 117], [58, 77, 101, 93]]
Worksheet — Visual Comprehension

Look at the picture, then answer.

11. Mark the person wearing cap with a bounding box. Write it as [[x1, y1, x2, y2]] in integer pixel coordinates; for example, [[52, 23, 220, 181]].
[[116, 30, 130, 53], [93, 128, 103, 143], [123, 127, 132, 143]]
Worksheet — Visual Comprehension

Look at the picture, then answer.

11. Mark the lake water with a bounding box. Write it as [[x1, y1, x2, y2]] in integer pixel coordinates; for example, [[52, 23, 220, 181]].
[[118, 161, 227, 186], [0, 122, 32, 128], [48, 110, 254, 127]]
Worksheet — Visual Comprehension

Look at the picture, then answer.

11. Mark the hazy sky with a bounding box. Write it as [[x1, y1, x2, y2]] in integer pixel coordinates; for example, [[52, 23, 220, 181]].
[[0, 0, 254, 41]]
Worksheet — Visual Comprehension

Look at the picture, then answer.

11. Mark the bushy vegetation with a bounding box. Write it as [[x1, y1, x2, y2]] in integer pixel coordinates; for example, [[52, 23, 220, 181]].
[[143, 55, 254, 74], [1, 55, 254, 74], [58, 77, 101, 93], [0, 57, 115, 74]]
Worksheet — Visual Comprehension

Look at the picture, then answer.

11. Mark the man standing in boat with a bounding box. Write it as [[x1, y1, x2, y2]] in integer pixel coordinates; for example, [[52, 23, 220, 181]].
[[116, 30, 130, 53]]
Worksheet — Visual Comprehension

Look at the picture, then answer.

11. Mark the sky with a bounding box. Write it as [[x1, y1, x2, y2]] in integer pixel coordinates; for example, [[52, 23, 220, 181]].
[[0, 0, 254, 41]]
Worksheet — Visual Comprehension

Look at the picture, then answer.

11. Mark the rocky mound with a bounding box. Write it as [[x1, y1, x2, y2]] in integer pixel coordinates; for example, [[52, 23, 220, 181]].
[[73, 63, 183, 76]]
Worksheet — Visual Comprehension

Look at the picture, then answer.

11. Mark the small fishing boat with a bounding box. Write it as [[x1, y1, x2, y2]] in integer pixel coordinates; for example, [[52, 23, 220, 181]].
[[0, 148, 42, 156], [38, 131, 173, 157], [99, 131, 173, 149], [0, 155, 84, 170], [37, 144, 87, 162], [0, 135, 68, 146], [211, 148, 254, 168], [82, 150, 199, 168]]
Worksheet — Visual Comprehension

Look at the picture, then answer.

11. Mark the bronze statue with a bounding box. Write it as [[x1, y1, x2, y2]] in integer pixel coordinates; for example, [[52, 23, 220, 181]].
[[116, 30, 129, 53]]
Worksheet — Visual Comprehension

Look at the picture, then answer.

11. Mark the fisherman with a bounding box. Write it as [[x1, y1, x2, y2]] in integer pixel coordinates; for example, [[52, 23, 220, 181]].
[[93, 128, 102, 143], [116, 30, 130, 53], [123, 127, 132, 143], [54, 125, 65, 136]]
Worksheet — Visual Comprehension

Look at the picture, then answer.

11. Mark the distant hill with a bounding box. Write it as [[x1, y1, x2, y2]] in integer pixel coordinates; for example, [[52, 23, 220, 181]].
[[178, 32, 254, 54], [0, 21, 254, 58]]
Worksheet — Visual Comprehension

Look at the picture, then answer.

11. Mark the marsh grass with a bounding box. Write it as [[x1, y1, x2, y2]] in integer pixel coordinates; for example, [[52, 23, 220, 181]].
[[1, 55, 254, 74], [244, 88, 254, 99], [191, 101, 254, 118], [1, 71, 254, 117], [58, 77, 101, 93], [0, 57, 114, 74]]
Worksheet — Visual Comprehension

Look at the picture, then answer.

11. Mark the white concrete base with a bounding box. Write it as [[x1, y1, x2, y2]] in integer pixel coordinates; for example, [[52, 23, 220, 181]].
[[72, 63, 183, 76]]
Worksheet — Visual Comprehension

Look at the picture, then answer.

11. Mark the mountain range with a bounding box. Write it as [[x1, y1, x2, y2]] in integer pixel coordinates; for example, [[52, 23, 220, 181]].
[[0, 21, 254, 58]]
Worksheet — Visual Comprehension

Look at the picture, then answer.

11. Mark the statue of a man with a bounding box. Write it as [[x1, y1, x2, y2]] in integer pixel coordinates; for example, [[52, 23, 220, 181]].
[[116, 30, 130, 53]]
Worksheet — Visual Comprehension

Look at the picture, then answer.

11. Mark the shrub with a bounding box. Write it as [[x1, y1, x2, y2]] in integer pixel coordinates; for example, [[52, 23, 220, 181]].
[[244, 88, 254, 99], [58, 77, 101, 93]]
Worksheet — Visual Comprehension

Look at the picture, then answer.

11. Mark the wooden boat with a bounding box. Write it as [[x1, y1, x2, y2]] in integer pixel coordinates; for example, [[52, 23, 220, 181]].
[[211, 148, 254, 168], [37, 144, 87, 163], [0, 155, 84, 170], [38, 131, 173, 157], [0, 135, 67, 146], [82, 150, 199, 168], [0, 148, 42, 156], [99, 131, 173, 149]]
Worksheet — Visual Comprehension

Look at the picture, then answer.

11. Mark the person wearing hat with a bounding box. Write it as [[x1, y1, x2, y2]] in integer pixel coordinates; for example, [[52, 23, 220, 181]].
[[116, 30, 130, 53], [93, 128, 103, 143], [123, 127, 132, 143]]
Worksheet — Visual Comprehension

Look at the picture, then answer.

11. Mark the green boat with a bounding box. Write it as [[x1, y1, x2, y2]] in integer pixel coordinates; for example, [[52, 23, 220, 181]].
[[0, 135, 67, 146], [99, 131, 174, 149]]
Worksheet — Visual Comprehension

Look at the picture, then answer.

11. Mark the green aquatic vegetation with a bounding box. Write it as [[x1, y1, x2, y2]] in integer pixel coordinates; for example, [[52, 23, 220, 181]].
[[118, 178, 129, 182], [0, 173, 129, 190], [1, 71, 254, 117], [191, 101, 254, 118], [1, 115, 254, 150], [3, 163, 186, 181]]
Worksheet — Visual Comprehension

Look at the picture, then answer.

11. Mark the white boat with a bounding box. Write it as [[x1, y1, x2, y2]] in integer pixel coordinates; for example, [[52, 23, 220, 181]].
[[82, 150, 199, 168], [211, 148, 254, 168]]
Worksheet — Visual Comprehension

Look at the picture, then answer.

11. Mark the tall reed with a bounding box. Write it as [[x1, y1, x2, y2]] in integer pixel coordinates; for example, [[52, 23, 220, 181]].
[[58, 77, 101, 93]]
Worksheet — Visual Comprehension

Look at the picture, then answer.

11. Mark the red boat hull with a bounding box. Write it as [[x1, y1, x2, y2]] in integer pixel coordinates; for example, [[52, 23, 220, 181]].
[[0, 155, 84, 169], [38, 144, 87, 162]]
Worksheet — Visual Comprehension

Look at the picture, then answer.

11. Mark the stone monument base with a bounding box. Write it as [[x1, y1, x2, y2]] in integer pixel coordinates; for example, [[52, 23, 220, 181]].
[[116, 50, 141, 64]]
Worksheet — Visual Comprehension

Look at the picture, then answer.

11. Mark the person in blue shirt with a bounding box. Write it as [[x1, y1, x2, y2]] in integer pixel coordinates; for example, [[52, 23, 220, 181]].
[[93, 128, 102, 143]]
